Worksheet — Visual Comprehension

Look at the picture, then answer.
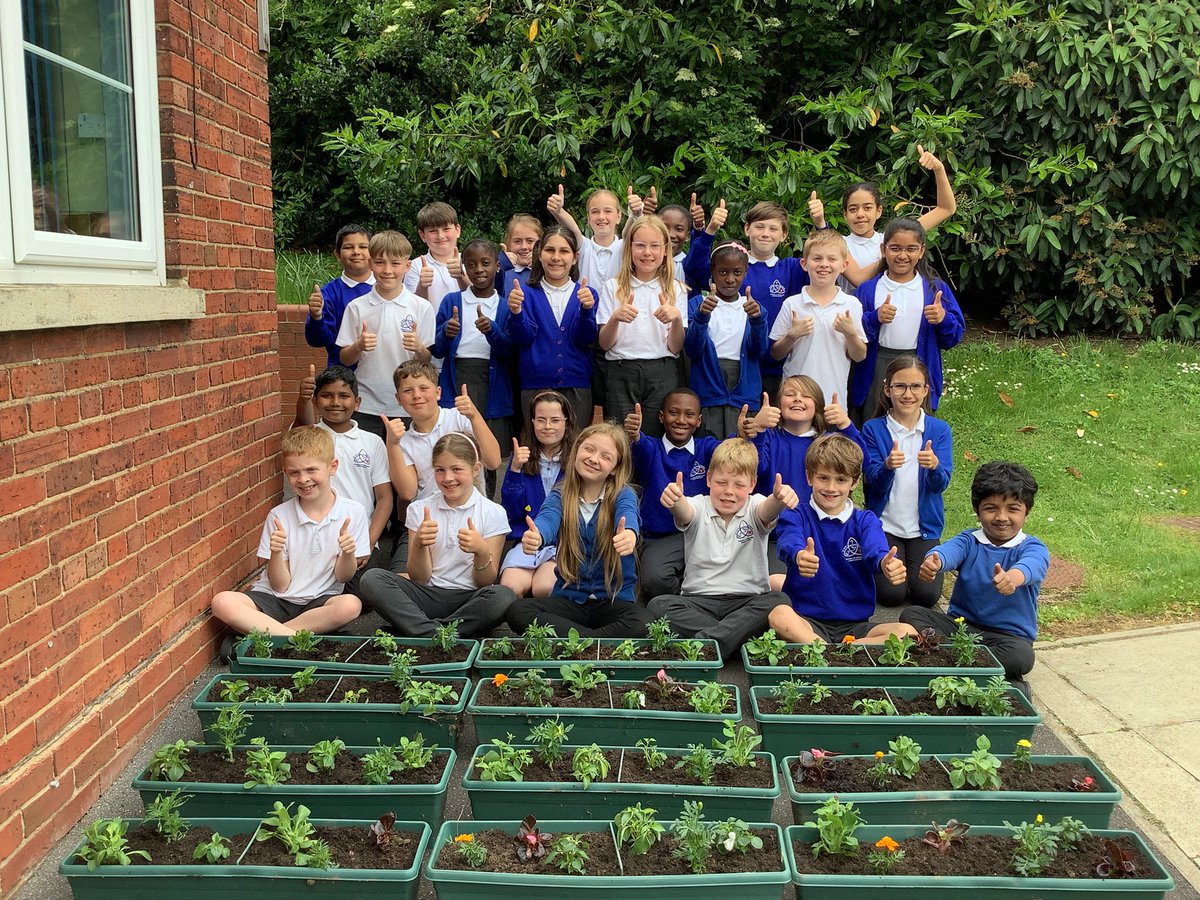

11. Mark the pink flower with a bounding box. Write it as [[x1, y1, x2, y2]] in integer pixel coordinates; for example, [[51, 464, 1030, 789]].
[[656, 668, 667, 682]]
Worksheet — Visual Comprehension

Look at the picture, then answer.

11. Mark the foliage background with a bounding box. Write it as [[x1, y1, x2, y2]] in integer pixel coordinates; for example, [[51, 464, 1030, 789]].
[[268, 0, 1200, 336]]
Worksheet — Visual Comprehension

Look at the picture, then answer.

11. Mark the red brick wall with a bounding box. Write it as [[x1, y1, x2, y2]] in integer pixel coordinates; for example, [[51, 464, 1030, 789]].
[[277, 304, 327, 433], [0, 0, 277, 891]]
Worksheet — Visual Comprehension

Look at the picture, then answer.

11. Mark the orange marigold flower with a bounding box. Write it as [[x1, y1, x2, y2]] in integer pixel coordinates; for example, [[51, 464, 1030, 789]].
[[454, 833, 474, 843], [841, 635, 856, 644], [874, 751, 885, 759], [492, 673, 509, 686], [875, 836, 900, 853]]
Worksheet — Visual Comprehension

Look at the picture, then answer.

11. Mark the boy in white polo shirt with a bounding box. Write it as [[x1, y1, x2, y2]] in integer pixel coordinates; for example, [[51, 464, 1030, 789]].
[[336, 230, 435, 442], [211, 427, 368, 648], [644, 438, 798, 659], [404, 201, 471, 309], [769, 229, 867, 406]]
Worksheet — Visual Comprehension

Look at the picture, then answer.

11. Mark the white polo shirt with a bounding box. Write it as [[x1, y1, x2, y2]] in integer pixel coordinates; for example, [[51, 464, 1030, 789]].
[[770, 287, 865, 404], [876, 274, 925, 350], [679, 494, 774, 596], [578, 236, 623, 289], [597, 275, 689, 361], [398, 408, 484, 501], [880, 411, 925, 539], [406, 489, 509, 589], [251, 493, 370, 603], [706, 297, 750, 361], [845, 232, 884, 268], [542, 280, 574, 326], [455, 290, 500, 360], [335, 289, 436, 417], [314, 420, 389, 516], [403, 254, 463, 308]]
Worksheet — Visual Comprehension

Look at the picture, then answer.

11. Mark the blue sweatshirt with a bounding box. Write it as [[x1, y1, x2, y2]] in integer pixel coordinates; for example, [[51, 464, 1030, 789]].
[[500, 465, 564, 541], [684, 294, 768, 410], [630, 433, 720, 537], [931, 529, 1049, 641], [500, 267, 532, 299], [751, 424, 868, 498], [861, 415, 953, 540], [777, 501, 889, 622], [506, 281, 598, 391], [850, 274, 965, 411], [431, 290, 515, 419], [533, 485, 640, 603], [305, 276, 375, 369]]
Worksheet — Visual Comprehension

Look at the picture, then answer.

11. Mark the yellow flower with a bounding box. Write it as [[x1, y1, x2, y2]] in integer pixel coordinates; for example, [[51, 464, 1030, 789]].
[[1017, 739, 1032, 748], [492, 673, 509, 687], [454, 833, 474, 843], [1035, 814, 1043, 824], [954, 616, 965, 624], [1086, 409, 1100, 419], [875, 836, 900, 853], [874, 751, 885, 759]]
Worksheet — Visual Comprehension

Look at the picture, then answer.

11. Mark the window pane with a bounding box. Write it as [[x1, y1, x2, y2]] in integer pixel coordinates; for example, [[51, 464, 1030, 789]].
[[22, 0, 131, 85], [26, 53, 140, 240]]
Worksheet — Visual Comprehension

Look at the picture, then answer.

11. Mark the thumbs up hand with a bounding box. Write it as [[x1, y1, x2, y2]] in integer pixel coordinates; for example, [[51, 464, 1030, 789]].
[[772, 473, 799, 510], [577, 277, 594, 310], [546, 183, 566, 213], [644, 186, 658, 215], [300, 364, 317, 401], [689, 192, 707, 230], [743, 286, 761, 318], [522, 515, 543, 553], [336, 517, 358, 556], [475, 304, 492, 335], [924, 289, 946, 324], [418, 258, 436, 289], [510, 437, 531, 473], [919, 551, 943, 582], [833, 309, 857, 336], [454, 383, 479, 419], [401, 324, 424, 353], [737, 403, 759, 439], [508, 279, 525, 314], [796, 536, 820, 577], [877, 293, 897, 324], [886, 439, 906, 470], [823, 392, 849, 430], [916, 143, 945, 172], [787, 310, 815, 339], [613, 293, 640, 323], [358, 322, 377, 353], [623, 402, 643, 442], [807, 190, 826, 229], [653, 289, 681, 325], [269, 516, 287, 554], [416, 505, 439, 547], [993, 563, 1023, 596], [612, 515, 637, 556], [755, 391, 781, 431], [917, 439, 938, 470], [380, 414, 406, 445], [445, 305, 461, 339], [661, 471, 686, 509], [446, 254, 464, 280], [307, 282, 324, 319], [706, 198, 728, 235], [881, 546, 906, 585], [457, 515, 486, 554], [700, 283, 719, 316]]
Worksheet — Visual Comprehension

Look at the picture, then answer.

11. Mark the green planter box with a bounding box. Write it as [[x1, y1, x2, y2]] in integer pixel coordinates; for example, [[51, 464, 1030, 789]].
[[782, 753, 1121, 827], [742, 643, 1004, 688], [751, 685, 1040, 756], [426, 817, 789, 898], [60, 816, 430, 899], [467, 679, 741, 748], [132, 745, 455, 824], [231, 634, 480, 676], [192, 674, 469, 748], [477, 637, 723, 680], [784, 823, 1174, 899], [464, 744, 779, 821]]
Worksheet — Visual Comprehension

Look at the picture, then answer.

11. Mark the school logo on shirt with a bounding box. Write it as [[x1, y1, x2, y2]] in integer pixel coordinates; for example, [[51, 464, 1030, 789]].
[[401, 314, 416, 332], [352, 449, 371, 468], [843, 537, 863, 562], [770, 279, 786, 298], [689, 462, 706, 480], [735, 521, 754, 544]]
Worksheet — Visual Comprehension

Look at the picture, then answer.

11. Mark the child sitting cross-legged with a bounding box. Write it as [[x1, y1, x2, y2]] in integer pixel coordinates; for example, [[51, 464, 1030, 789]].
[[645, 438, 795, 660], [769, 433, 917, 645]]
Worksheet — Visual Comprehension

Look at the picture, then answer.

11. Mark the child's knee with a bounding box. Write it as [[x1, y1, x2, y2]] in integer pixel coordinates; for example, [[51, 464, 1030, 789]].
[[767, 604, 796, 631], [211, 591, 250, 623], [329, 593, 362, 623]]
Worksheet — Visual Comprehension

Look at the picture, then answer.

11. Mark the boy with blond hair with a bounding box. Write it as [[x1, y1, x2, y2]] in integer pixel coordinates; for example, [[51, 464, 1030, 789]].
[[770, 229, 867, 405], [211, 427, 367, 651], [645, 438, 797, 658]]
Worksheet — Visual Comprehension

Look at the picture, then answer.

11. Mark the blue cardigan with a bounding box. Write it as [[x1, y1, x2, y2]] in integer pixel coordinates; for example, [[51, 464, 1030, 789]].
[[861, 414, 953, 540], [933, 529, 1049, 641], [430, 291, 515, 420], [506, 281, 598, 391], [533, 485, 640, 604], [304, 277, 374, 369], [500, 465, 564, 541], [850, 274, 965, 410], [630, 432, 720, 537], [752, 424, 868, 498], [684, 294, 768, 410]]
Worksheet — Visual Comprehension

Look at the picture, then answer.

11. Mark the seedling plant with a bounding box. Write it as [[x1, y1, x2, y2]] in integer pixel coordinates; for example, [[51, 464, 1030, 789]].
[[526, 716, 573, 769], [192, 832, 231, 864], [636, 736, 666, 770], [805, 797, 861, 858], [432, 619, 463, 652], [305, 739, 346, 774], [948, 735, 1003, 790], [646, 616, 677, 653], [675, 743, 717, 785], [687, 680, 731, 714], [744, 629, 788, 666], [557, 627, 594, 658], [711, 720, 761, 767], [143, 789, 191, 843], [614, 803, 665, 855], [474, 736, 532, 782], [571, 744, 610, 788], [243, 737, 291, 788], [559, 662, 607, 698], [452, 832, 488, 866], [285, 630, 322, 653], [247, 629, 274, 659], [211, 704, 250, 761], [521, 621, 558, 660], [513, 814, 553, 862], [77, 819, 152, 870], [923, 819, 970, 854], [147, 739, 198, 782]]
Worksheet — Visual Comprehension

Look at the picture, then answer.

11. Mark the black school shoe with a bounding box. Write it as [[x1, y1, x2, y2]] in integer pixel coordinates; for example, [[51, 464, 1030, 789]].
[[218, 632, 237, 665], [1008, 677, 1032, 701]]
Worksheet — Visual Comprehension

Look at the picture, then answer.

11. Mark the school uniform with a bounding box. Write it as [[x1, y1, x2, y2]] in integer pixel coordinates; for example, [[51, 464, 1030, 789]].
[[335, 288, 436, 418], [431, 289, 514, 431], [770, 287, 866, 405], [397, 407, 485, 503], [305, 273, 376, 369], [499, 453, 564, 570], [403, 254, 466, 308], [577, 236, 623, 290], [685, 293, 768, 440], [751, 425, 868, 499]]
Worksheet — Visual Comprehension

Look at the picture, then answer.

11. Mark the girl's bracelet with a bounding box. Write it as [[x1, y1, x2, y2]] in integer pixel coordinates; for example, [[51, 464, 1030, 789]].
[[474, 553, 495, 572]]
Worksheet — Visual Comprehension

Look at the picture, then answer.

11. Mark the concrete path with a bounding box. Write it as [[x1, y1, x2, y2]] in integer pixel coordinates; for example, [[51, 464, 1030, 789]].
[[1030, 622, 1200, 894]]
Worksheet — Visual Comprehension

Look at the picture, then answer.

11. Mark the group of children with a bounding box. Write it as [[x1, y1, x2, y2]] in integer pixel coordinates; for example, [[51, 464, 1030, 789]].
[[212, 156, 1049, 691]]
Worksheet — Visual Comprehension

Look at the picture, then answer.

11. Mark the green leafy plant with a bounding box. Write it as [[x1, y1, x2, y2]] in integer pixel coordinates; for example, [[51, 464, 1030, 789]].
[[474, 736, 532, 782], [1012, 738, 1034, 772], [247, 685, 292, 704], [285, 630, 322, 652], [76, 819, 151, 870], [614, 803, 665, 855], [687, 681, 731, 714], [609, 638, 638, 660], [557, 627, 594, 658], [547, 832, 590, 874], [1006, 814, 1060, 876], [247, 629, 274, 659], [636, 736, 666, 770], [711, 720, 761, 768], [716, 817, 763, 854], [372, 629, 398, 655], [771, 676, 811, 714], [211, 704, 250, 762], [192, 832, 231, 864], [387, 649, 419, 690], [305, 739, 346, 774], [256, 802, 333, 869], [396, 734, 436, 771], [852, 697, 898, 716], [888, 735, 923, 780], [483, 636, 514, 659], [809, 681, 832, 705], [526, 716, 574, 770], [947, 735, 1003, 790], [949, 617, 983, 667], [923, 819, 970, 854], [244, 737, 291, 789], [928, 675, 976, 710], [646, 615, 677, 653], [340, 688, 368, 703], [675, 743, 717, 785], [867, 751, 892, 787], [452, 832, 488, 867], [431, 619, 463, 653], [559, 662, 608, 698], [143, 789, 191, 843], [513, 668, 554, 706], [978, 675, 1015, 716], [521, 621, 557, 660], [571, 743, 611, 789], [361, 742, 403, 785], [621, 687, 646, 709], [798, 640, 827, 667], [673, 639, 705, 661], [671, 800, 717, 874], [805, 797, 862, 858], [1058, 815, 1088, 850], [291, 665, 318, 694], [876, 633, 917, 667], [219, 679, 249, 702], [400, 679, 459, 714], [744, 629, 788, 665], [147, 739, 198, 782]]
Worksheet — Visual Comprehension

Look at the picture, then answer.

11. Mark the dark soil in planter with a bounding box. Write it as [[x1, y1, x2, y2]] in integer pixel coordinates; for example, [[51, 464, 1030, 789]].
[[241, 824, 422, 870], [120, 824, 228, 866], [621, 829, 780, 877], [335, 676, 462, 704], [262, 641, 363, 664], [207, 676, 463, 705], [758, 689, 1012, 717], [163, 749, 449, 786], [206, 677, 333, 702], [340, 643, 472, 667], [517, 751, 622, 783], [475, 681, 734, 714], [436, 828, 621, 874], [606, 645, 717, 662], [620, 754, 773, 789], [868, 647, 996, 669], [482, 642, 717, 663], [749, 648, 870, 668], [793, 833, 1149, 878], [790, 757, 1098, 794]]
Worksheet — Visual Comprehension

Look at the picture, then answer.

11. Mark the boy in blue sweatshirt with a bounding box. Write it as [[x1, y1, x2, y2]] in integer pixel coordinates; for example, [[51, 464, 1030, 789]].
[[900, 461, 1048, 691], [769, 433, 917, 644], [624, 388, 719, 599], [305, 225, 375, 368]]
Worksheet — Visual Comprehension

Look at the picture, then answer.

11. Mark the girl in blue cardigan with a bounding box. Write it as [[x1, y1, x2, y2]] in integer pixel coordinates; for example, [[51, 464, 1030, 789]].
[[499, 390, 578, 599], [506, 225, 598, 430], [850, 218, 965, 420], [862, 355, 952, 607], [684, 240, 768, 440]]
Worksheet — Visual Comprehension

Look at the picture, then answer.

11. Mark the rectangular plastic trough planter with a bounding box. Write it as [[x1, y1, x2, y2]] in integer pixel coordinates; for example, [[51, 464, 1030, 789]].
[[467, 678, 741, 748], [192, 673, 469, 748], [741, 642, 1004, 689], [464, 744, 779, 821], [476, 636, 723, 680], [132, 745, 455, 824], [784, 823, 1174, 899], [230, 634, 479, 676], [750, 684, 1040, 756], [59, 816, 430, 900], [425, 817, 789, 898], [782, 752, 1121, 827]]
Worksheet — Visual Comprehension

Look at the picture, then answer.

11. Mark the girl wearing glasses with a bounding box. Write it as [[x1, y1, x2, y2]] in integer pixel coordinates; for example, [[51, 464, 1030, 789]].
[[861, 355, 953, 608]]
